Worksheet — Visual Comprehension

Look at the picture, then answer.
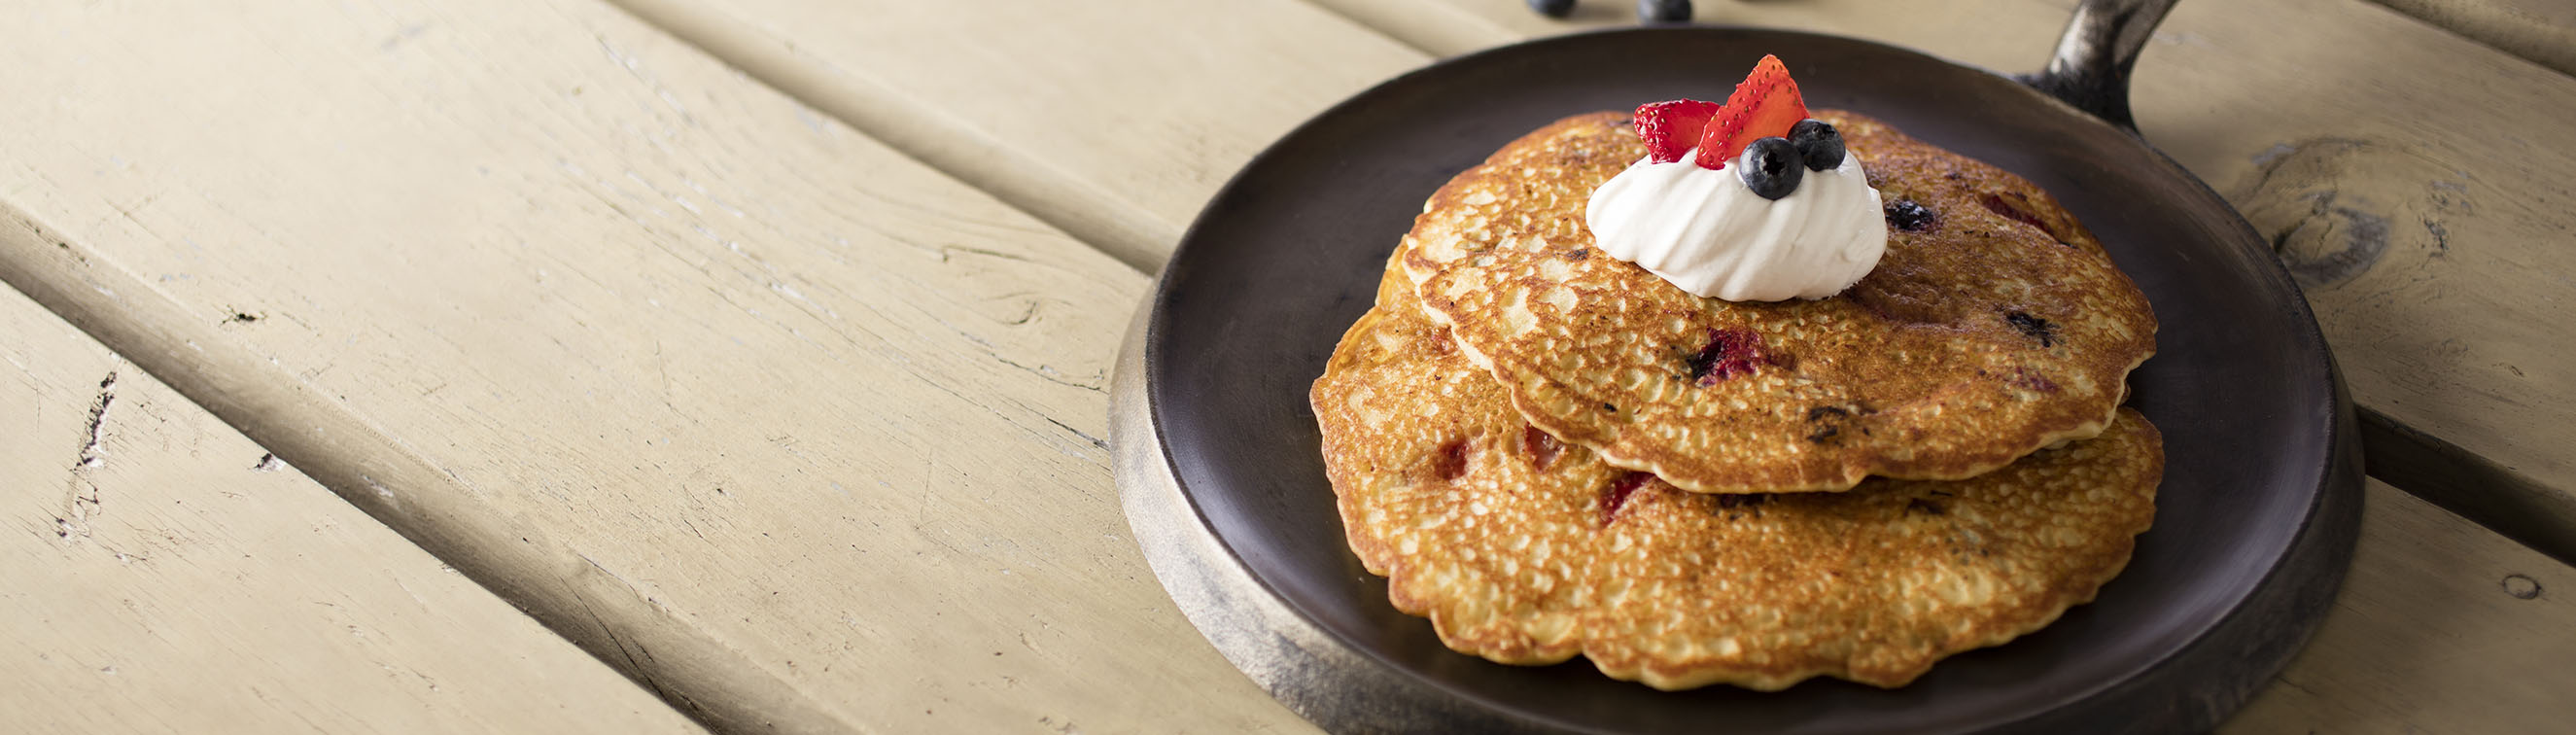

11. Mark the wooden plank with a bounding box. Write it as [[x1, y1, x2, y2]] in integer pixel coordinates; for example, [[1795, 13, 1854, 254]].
[[621, 0, 2576, 557], [2368, 0, 2576, 76], [0, 286, 701, 734], [2225, 480, 2576, 734], [0, 1, 1299, 733], [604, 0, 1427, 269]]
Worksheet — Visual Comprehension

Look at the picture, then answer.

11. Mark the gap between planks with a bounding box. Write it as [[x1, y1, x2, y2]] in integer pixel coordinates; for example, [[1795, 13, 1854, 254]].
[[0, 276, 707, 735], [2366, 0, 2576, 76], [0, 2, 1226, 732], [0, 205, 854, 735], [603, 0, 1173, 274]]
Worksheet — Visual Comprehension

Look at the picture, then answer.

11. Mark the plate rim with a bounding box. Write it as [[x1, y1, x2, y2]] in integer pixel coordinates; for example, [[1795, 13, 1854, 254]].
[[1125, 24, 2362, 734]]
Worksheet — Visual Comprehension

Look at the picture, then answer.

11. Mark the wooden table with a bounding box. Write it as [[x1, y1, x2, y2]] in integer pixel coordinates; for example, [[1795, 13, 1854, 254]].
[[4, 0, 2571, 732]]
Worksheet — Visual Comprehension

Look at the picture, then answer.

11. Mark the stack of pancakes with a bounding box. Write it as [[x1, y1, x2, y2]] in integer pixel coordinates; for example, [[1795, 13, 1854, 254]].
[[1309, 111, 2161, 690]]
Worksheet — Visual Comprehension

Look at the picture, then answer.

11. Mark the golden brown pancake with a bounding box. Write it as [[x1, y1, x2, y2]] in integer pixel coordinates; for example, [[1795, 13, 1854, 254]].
[[1401, 111, 2157, 494], [1310, 266, 2162, 689]]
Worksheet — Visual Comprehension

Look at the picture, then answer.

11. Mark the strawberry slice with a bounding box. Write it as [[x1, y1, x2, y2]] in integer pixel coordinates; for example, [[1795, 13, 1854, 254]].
[[1633, 98, 1722, 164], [1693, 54, 1809, 169]]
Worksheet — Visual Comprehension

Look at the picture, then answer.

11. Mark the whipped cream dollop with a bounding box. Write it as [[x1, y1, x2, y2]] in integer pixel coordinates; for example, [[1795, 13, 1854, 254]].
[[1584, 151, 1888, 301]]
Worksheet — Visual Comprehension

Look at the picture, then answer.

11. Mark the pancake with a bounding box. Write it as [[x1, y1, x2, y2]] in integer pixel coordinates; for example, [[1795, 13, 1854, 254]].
[[1400, 111, 2157, 494], [1309, 266, 2162, 689]]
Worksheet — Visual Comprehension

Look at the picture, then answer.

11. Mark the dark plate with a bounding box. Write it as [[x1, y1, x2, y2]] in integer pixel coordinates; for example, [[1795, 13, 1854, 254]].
[[1118, 25, 2361, 734]]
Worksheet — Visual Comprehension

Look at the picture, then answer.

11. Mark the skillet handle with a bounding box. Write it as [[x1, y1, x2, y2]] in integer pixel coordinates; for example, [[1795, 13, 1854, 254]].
[[2019, 0, 2180, 132]]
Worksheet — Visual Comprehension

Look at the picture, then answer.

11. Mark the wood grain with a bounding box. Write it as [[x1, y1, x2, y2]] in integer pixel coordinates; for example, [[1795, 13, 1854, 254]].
[[0, 284, 700, 734], [2225, 481, 2576, 734], [0, 0, 1293, 732], [605, 0, 1425, 269], [2368, 0, 2576, 76]]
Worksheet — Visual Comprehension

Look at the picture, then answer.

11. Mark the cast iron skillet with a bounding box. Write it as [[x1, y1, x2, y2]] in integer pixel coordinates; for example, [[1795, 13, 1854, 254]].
[[1112, 1, 2363, 731]]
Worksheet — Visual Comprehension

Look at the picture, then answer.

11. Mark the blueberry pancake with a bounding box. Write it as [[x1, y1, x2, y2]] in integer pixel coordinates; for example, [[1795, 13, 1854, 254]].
[[1400, 110, 2157, 494], [1309, 263, 2162, 689]]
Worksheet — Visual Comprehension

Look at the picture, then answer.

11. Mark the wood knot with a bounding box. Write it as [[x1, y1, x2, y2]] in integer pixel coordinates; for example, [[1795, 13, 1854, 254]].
[[2503, 574, 2543, 600], [2229, 137, 2468, 289]]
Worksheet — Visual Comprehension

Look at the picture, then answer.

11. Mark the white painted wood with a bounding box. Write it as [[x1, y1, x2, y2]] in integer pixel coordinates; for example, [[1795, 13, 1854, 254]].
[[2370, 0, 2576, 76], [2226, 482, 2576, 734], [0, 0, 1289, 732], [0, 285, 701, 734]]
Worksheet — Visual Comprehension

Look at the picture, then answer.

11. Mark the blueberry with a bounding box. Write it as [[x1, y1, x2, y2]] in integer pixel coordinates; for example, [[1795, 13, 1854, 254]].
[[1637, 0, 1690, 22], [1717, 493, 1769, 509], [1788, 119, 1844, 171], [1736, 137, 1803, 200], [1526, 0, 1576, 18], [1885, 199, 1937, 231], [2003, 310, 2059, 347]]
